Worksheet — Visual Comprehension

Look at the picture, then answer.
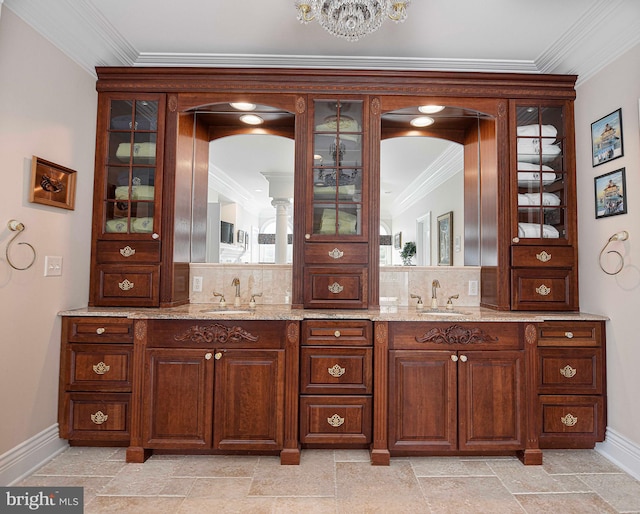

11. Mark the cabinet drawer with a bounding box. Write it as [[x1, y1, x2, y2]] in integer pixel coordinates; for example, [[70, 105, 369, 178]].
[[96, 264, 160, 306], [537, 321, 603, 347], [66, 317, 133, 343], [511, 268, 575, 310], [300, 395, 372, 445], [512, 246, 574, 268], [62, 392, 130, 442], [302, 320, 372, 346], [538, 348, 602, 394], [539, 395, 604, 446], [304, 267, 367, 308], [66, 344, 132, 391], [388, 322, 521, 350], [304, 243, 368, 265], [300, 347, 372, 394], [96, 240, 161, 263]]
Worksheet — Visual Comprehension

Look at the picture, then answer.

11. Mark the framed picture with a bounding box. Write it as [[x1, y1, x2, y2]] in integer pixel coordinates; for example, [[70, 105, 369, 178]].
[[237, 230, 245, 245], [393, 232, 402, 250], [437, 211, 453, 266], [29, 156, 77, 210], [591, 108, 623, 167], [594, 167, 627, 219]]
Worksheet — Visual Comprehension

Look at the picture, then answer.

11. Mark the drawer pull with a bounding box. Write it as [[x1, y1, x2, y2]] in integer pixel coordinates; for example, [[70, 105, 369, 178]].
[[328, 282, 344, 294], [119, 245, 136, 258], [92, 362, 110, 375], [565, 332, 574, 339], [205, 352, 212, 360], [90, 411, 108, 425], [535, 284, 551, 296], [561, 413, 578, 427], [560, 365, 577, 378], [334, 330, 341, 338], [96, 327, 106, 335], [328, 248, 344, 259], [451, 355, 459, 362], [118, 279, 135, 291], [459, 354, 468, 363], [328, 364, 346, 377], [536, 251, 552, 263], [214, 351, 224, 360], [327, 414, 345, 427]]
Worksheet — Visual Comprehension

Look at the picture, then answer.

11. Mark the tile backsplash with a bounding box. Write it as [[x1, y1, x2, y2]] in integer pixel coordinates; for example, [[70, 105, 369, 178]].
[[189, 264, 481, 308]]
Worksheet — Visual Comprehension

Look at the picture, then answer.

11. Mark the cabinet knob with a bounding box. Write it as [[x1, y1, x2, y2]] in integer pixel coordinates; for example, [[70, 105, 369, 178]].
[[305, 233, 311, 240], [512, 237, 520, 243], [90, 411, 108, 425], [450, 355, 459, 362], [565, 332, 574, 339], [334, 330, 341, 338], [152, 233, 160, 239], [327, 414, 345, 427], [205, 352, 212, 360], [328, 282, 344, 294], [328, 248, 344, 259], [561, 413, 578, 427], [92, 362, 110, 375], [214, 352, 223, 360], [535, 284, 551, 296], [459, 355, 468, 362], [559, 365, 576, 378], [96, 327, 106, 335], [328, 364, 346, 377], [118, 279, 135, 291], [120, 245, 136, 258]]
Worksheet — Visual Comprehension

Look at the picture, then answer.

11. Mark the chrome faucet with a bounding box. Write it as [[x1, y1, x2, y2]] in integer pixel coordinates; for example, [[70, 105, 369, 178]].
[[232, 277, 241, 306], [431, 279, 441, 309]]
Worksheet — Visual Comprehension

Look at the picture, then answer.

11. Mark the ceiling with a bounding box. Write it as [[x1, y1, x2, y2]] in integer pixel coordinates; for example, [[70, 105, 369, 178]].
[[4, 0, 639, 221]]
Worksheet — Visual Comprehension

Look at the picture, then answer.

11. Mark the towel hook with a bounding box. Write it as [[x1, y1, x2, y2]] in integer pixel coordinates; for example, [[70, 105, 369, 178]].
[[5, 220, 36, 271]]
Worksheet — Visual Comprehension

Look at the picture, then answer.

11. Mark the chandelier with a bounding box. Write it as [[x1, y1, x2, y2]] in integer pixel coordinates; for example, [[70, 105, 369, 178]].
[[295, 0, 410, 42]]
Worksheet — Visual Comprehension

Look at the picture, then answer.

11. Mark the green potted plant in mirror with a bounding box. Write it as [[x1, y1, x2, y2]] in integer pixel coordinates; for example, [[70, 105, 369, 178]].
[[400, 241, 416, 265]]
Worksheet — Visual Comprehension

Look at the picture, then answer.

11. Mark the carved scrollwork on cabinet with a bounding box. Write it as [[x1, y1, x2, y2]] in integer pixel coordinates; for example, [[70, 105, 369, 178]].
[[415, 324, 499, 345], [174, 323, 259, 344]]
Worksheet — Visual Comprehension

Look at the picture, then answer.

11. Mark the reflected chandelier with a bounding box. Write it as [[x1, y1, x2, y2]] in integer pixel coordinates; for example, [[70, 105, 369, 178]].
[[295, 0, 410, 42]]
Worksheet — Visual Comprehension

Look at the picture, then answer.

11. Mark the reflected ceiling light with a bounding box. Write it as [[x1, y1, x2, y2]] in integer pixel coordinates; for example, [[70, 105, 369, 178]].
[[295, 0, 410, 42], [410, 116, 435, 127], [230, 102, 256, 111], [239, 114, 264, 125], [418, 105, 445, 114]]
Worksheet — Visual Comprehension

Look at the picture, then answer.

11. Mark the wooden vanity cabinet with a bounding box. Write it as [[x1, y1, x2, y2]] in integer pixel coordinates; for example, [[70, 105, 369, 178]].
[[535, 321, 606, 448], [387, 322, 525, 455], [133, 319, 294, 459], [299, 320, 373, 447], [58, 316, 134, 444]]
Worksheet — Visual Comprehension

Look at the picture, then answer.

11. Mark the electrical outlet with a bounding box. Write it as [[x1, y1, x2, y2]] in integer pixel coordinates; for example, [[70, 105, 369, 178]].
[[192, 276, 203, 292], [468, 280, 478, 296], [44, 256, 63, 277]]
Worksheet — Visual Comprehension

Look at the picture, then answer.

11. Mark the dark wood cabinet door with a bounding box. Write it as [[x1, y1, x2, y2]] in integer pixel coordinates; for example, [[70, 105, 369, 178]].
[[213, 349, 285, 451], [388, 350, 457, 452], [458, 350, 525, 451], [143, 349, 214, 449]]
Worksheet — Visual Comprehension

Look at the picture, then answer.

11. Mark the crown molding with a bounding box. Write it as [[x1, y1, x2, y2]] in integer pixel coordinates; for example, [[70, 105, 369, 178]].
[[208, 165, 260, 217]]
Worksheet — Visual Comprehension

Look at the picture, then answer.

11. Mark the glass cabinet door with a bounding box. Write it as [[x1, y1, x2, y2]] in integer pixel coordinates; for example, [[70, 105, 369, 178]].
[[311, 99, 364, 237], [103, 98, 160, 236], [515, 104, 567, 241]]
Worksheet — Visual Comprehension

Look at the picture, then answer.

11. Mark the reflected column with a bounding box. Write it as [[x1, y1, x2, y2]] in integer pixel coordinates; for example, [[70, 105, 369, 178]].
[[271, 198, 291, 264]]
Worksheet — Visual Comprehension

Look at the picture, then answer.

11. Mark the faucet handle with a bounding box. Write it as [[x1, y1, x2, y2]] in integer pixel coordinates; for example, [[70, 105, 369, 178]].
[[249, 293, 262, 309], [446, 294, 460, 310], [410, 293, 424, 310], [213, 291, 226, 307]]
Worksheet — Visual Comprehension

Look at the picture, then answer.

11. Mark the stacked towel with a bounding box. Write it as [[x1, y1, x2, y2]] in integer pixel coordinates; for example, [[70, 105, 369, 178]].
[[114, 185, 155, 201], [517, 192, 561, 206], [518, 222, 559, 238], [318, 208, 358, 235]]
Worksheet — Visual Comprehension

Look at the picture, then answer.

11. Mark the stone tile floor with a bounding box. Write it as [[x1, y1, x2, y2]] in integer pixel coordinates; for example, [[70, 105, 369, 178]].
[[17, 448, 640, 513]]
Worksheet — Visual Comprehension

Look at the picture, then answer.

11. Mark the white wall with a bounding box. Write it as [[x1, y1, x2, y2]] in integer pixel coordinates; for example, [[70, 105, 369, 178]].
[[575, 43, 640, 474], [0, 7, 96, 459]]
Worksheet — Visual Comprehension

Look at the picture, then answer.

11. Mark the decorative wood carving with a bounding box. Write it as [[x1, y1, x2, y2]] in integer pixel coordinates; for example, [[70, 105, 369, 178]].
[[135, 320, 147, 342], [415, 324, 499, 345], [371, 97, 381, 115], [524, 324, 537, 345], [296, 96, 306, 114], [174, 323, 259, 344], [168, 94, 178, 112], [375, 323, 388, 345], [286, 321, 299, 344]]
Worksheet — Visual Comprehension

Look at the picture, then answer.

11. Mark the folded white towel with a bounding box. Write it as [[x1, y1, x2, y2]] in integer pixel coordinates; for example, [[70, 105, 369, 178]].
[[517, 124, 557, 138], [131, 217, 154, 233], [518, 222, 560, 238], [517, 162, 555, 172], [517, 171, 557, 186], [105, 219, 128, 233], [518, 193, 561, 206]]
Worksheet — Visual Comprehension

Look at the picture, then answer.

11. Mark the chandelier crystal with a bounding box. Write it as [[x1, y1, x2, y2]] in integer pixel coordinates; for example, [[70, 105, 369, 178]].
[[295, 0, 410, 42]]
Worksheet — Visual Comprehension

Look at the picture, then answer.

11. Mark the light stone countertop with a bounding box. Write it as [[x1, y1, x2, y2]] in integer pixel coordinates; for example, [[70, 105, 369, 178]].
[[59, 304, 608, 323]]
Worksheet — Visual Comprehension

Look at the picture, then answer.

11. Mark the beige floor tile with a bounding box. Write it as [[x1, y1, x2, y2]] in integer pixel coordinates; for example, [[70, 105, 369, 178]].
[[541, 449, 624, 474], [410, 456, 496, 477], [99, 464, 195, 496], [16, 475, 109, 504], [171, 454, 259, 477], [419, 476, 525, 514], [275, 496, 338, 513], [249, 450, 336, 497], [178, 496, 275, 513], [33, 451, 126, 477], [86, 495, 185, 514], [489, 459, 590, 493], [515, 492, 618, 513], [186, 477, 253, 498], [333, 449, 371, 462], [577, 472, 640, 512]]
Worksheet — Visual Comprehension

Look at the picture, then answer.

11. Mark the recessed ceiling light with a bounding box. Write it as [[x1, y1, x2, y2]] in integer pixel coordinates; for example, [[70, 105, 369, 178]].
[[418, 105, 445, 114], [230, 102, 256, 111], [240, 114, 264, 125], [410, 116, 435, 127]]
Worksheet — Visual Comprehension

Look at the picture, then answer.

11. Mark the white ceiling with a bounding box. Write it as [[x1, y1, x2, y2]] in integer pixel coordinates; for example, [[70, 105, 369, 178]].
[[4, 0, 640, 220]]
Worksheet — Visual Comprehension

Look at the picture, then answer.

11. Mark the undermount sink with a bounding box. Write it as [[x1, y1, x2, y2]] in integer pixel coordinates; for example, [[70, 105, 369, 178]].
[[200, 309, 251, 315], [418, 310, 470, 316]]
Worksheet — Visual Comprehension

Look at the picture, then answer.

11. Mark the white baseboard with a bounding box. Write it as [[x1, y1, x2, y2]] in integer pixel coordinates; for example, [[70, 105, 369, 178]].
[[597, 427, 640, 481], [0, 424, 68, 486]]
